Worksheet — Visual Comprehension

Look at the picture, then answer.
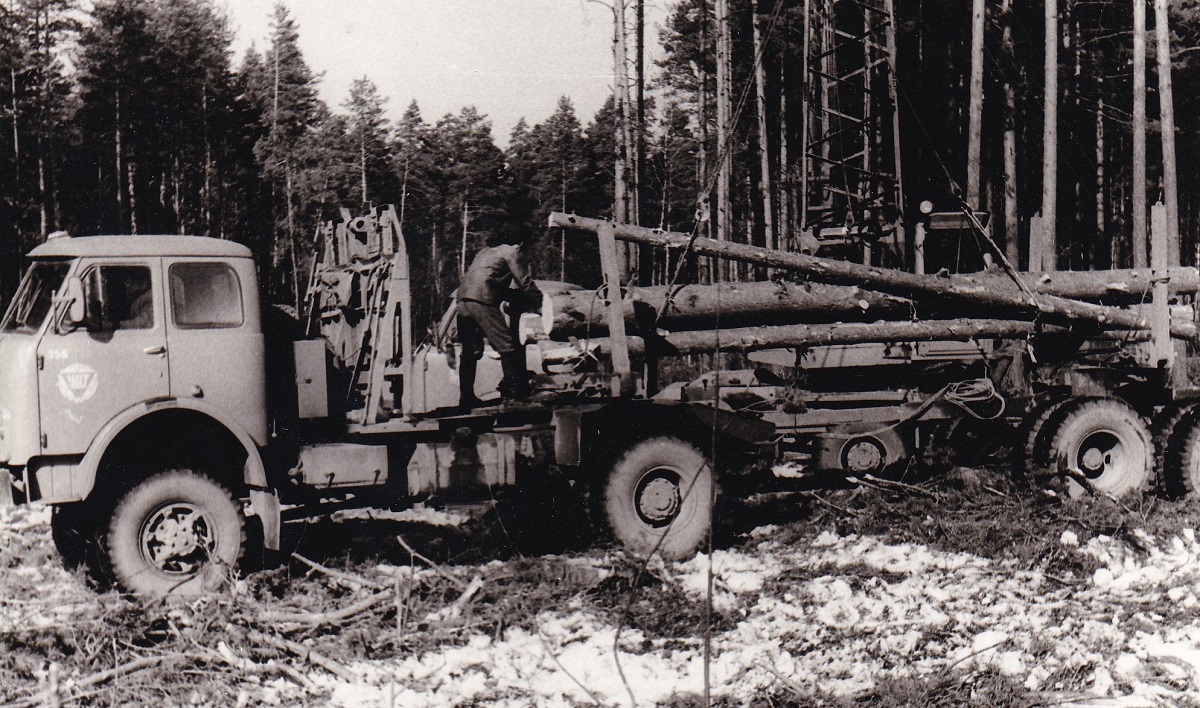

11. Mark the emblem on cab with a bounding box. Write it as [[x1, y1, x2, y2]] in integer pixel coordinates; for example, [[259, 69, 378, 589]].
[[57, 363, 98, 404]]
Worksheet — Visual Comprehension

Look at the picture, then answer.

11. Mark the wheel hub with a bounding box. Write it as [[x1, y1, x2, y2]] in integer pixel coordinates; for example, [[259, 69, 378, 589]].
[[1077, 432, 1122, 479], [637, 475, 681, 524], [844, 439, 885, 474], [142, 503, 215, 575]]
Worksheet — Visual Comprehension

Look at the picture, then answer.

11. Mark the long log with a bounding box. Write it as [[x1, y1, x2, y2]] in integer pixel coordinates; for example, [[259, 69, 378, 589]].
[[548, 213, 1194, 340], [544, 271, 1199, 338], [544, 281, 913, 338], [541, 319, 1087, 361], [974, 268, 1199, 301]]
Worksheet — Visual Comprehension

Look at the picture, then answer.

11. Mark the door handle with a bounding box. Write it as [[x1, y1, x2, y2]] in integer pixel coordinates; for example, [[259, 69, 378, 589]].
[[143, 345, 167, 355]]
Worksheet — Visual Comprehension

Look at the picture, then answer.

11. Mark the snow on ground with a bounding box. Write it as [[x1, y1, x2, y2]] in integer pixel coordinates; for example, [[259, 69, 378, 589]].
[[10, 499, 1200, 706], [313, 523, 1200, 706]]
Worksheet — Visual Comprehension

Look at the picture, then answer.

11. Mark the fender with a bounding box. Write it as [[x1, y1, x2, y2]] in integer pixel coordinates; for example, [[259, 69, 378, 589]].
[[71, 397, 268, 500]]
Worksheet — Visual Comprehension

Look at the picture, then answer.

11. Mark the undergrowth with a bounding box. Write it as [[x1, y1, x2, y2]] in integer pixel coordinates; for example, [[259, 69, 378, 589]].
[[6, 462, 1200, 705], [738, 464, 1200, 582]]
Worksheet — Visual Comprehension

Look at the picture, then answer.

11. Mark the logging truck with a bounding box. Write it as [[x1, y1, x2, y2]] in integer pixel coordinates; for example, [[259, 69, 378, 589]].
[[3, 205, 1200, 595]]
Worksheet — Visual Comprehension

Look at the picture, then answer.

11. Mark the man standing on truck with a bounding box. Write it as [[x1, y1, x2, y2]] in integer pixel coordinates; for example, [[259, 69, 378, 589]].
[[456, 230, 542, 407]]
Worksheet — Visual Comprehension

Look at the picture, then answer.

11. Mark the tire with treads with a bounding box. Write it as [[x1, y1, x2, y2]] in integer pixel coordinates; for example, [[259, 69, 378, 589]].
[[1049, 399, 1153, 499], [601, 437, 713, 560], [106, 470, 244, 596], [1164, 406, 1200, 498], [1156, 404, 1199, 497], [1022, 398, 1073, 470]]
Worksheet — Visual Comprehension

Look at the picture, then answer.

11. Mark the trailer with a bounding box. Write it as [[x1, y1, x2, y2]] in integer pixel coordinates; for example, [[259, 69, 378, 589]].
[[542, 211, 1200, 503]]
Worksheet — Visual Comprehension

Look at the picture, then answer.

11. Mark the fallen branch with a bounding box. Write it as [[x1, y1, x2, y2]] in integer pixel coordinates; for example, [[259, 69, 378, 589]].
[[451, 575, 484, 615], [862, 473, 941, 499], [73, 655, 177, 690], [249, 630, 359, 683], [254, 589, 393, 628], [396, 535, 467, 590], [757, 661, 810, 701], [801, 491, 860, 517], [941, 635, 1012, 674], [291, 552, 384, 590], [9, 655, 180, 708]]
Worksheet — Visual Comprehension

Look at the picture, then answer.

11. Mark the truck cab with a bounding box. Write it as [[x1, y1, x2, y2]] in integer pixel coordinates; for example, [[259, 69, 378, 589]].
[[0, 234, 267, 509]]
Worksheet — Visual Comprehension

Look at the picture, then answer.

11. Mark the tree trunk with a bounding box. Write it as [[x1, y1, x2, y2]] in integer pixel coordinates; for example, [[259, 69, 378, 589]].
[[10, 66, 18, 171], [967, 0, 985, 208], [1002, 0, 1019, 268], [127, 161, 137, 235], [548, 214, 1195, 338], [545, 264, 1200, 339], [115, 91, 125, 228], [1040, 0, 1058, 271], [551, 320, 1074, 361], [753, 1, 775, 253], [544, 281, 912, 338], [1095, 78, 1107, 267], [360, 130, 368, 205], [636, 0, 652, 282], [779, 53, 792, 253], [696, 0, 711, 282], [1155, 0, 1179, 266], [203, 85, 213, 235], [612, 0, 635, 269], [36, 133, 47, 237], [1133, 0, 1147, 268], [286, 164, 297, 312], [715, 0, 734, 281]]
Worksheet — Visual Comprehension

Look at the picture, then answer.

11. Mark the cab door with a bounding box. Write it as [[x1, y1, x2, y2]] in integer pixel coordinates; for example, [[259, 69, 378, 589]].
[[163, 259, 266, 442], [37, 261, 170, 455]]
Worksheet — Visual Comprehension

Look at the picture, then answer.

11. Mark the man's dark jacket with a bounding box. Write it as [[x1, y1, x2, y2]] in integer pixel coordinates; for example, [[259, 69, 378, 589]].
[[458, 244, 539, 306]]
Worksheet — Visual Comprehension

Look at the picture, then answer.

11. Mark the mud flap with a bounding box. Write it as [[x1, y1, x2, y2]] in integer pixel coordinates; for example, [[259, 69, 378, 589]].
[[247, 488, 281, 550], [0, 468, 12, 508]]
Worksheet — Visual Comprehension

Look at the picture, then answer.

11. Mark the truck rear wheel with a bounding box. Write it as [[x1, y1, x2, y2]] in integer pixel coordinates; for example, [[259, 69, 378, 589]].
[[602, 437, 713, 560], [107, 470, 245, 596], [1163, 407, 1200, 497], [1050, 399, 1152, 498], [1022, 398, 1073, 469]]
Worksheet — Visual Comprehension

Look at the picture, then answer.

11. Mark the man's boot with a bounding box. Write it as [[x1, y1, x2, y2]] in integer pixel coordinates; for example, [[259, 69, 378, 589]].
[[459, 354, 481, 409], [499, 351, 531, 400]]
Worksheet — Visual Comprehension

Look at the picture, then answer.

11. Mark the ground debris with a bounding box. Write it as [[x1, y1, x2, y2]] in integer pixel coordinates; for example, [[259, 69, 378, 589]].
[[6, 473, 1200, 705]]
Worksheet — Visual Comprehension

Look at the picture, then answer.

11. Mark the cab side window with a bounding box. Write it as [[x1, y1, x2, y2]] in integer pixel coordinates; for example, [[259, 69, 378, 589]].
[[170, 263, 243, 329], [95, 265, 154, 330]]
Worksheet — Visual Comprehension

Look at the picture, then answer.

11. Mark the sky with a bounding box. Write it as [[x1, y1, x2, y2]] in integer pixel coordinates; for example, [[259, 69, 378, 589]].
[[221, 0, 669, 146]]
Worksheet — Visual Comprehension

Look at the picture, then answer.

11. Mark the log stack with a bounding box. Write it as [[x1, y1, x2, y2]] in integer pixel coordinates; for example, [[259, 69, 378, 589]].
[[541, 213, 1200, 359]]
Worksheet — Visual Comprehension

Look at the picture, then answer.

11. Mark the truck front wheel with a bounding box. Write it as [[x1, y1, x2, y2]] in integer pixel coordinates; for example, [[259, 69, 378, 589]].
[[107, 470, 245, 596], [602, 437, 713, 560]]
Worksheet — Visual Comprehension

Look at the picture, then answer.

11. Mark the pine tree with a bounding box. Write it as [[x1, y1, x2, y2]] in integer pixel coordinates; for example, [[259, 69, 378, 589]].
[[75, 0, 155, 233], [244, 2, 323, 306], [507, 97, 590, 281], [343, 76, 396, 206]]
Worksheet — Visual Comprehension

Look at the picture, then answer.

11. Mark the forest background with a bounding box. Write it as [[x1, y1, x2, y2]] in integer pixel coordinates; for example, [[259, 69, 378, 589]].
[[4, 0, 1200, 335]]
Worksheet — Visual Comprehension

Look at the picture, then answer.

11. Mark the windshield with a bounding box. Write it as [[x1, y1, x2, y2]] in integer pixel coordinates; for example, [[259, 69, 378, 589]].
[[1, 261, 70, 334]]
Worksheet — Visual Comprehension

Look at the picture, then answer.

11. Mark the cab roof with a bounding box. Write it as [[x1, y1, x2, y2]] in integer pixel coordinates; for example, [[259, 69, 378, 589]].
[[28, 235, 253, 259]]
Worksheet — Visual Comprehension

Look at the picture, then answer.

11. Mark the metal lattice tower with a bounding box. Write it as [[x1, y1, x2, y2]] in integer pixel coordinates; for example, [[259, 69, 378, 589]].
[[800, 0, 903, 257]]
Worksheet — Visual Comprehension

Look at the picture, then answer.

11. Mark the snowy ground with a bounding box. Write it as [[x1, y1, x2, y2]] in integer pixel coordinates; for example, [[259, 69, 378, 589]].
[[7, 485, 1200, 706]]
